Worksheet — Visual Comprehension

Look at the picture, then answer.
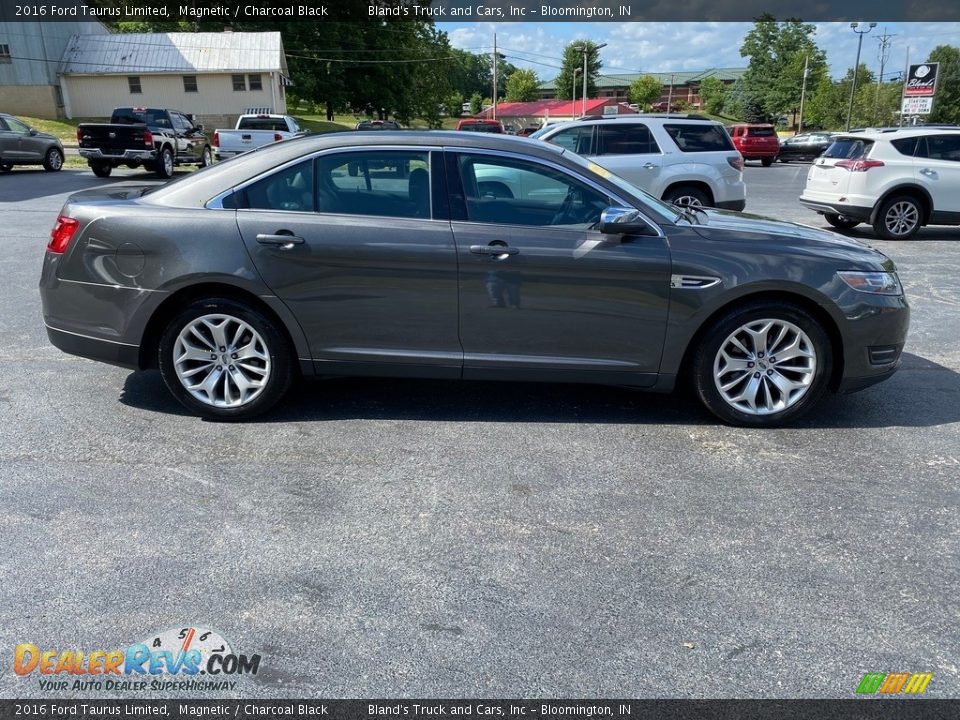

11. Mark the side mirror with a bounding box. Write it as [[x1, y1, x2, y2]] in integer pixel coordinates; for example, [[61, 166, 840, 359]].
[[28, 129, 38, 136], [598, 207, 657, 236], [194, 123, 204, 132]]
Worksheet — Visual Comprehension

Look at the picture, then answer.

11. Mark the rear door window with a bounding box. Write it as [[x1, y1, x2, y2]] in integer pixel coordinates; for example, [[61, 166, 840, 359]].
[[242, 159, 315, 213], [664, 124, 735, 152], [596, 124, 659, 155], [823, 138, 874, 159]]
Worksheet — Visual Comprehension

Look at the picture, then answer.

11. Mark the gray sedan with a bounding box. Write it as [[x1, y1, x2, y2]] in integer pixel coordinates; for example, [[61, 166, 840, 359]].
[[0, 113, 64, 172], [39, 132, 909, 426]]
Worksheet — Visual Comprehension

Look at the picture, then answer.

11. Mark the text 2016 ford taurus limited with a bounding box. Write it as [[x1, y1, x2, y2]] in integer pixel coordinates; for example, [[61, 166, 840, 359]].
[[39, 132, 909, 427]]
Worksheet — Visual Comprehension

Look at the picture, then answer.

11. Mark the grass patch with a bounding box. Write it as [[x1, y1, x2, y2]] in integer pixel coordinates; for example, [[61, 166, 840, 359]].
[[18, 116, 89, 144]]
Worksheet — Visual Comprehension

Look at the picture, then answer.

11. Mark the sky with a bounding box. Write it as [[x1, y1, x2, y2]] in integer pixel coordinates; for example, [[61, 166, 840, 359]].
[[437, 22, 960, 82]]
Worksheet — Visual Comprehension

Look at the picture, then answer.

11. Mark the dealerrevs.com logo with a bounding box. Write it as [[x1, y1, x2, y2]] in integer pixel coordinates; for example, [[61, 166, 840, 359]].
[[14, 627, 261, 692]]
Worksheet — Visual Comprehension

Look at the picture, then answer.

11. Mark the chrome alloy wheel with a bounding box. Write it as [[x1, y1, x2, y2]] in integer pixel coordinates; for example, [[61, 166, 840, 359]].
[[173, 314, 271, 408], [884, 200, 920, 237], [673, 194, 704, 208], [163, 150, 174, 176], [713, 319, 817, 416]]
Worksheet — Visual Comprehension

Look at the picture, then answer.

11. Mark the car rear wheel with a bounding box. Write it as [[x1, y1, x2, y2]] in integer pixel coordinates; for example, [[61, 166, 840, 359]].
[[761, 157, 774, 167], [43, 147, 64, 172], [158, 298, 294, 420], [664, 185, 710, 208], [90, 163, 112, 178], [824, 213, 860, 230], [692, 301, 832, 427], [873, 195, 922, 240], [155, 147, 174, 179]]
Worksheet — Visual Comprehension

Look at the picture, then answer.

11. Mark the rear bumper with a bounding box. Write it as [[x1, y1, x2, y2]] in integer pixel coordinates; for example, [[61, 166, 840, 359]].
[[79, 148, 156, 163], [799, 196, 873, 222], [45, 324, 140, 369]]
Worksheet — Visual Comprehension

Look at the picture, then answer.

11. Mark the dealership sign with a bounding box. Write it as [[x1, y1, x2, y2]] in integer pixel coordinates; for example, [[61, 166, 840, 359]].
[[902, 97, 933, 115], [904, 63, 939, 97]]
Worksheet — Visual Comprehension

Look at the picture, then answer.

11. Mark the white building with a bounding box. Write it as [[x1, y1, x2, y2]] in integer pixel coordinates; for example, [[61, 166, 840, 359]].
[[58, 31, 290, 127]]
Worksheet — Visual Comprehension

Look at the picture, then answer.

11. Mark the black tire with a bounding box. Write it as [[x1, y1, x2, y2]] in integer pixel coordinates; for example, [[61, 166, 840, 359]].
[[663, 185, 710, 208], [42, 147, 64, 172], [158, 298, 294, 420], [0, 162, 12, 173], [692, 301, 833, 427], [824, 213, 860, 230], [778, 157, 790, 163], [872, 194, 923, 240], [90, 163, 112, 178], [155, 146, 174, 179], [761, 157, 774, 167], [199, 146, 213, 168]]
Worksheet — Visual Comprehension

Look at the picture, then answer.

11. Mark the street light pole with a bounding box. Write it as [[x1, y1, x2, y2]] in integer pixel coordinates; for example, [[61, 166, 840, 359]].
[[572, 68, 581, 111], [573, 42, 607, 117], [846, 21, 877, 131], [798, 54, 809, 133]]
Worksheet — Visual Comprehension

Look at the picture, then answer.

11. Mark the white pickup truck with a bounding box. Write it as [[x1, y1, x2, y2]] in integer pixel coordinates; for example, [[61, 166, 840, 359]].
[[212, 114, 303, 160]]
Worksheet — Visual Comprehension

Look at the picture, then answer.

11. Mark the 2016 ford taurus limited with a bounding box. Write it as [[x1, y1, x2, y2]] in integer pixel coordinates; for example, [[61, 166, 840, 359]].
[[39, 132, 909, 426]]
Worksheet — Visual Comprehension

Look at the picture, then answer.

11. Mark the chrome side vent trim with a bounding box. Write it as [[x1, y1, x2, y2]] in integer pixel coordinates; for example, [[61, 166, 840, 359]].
[[670, 274, 722, 290]]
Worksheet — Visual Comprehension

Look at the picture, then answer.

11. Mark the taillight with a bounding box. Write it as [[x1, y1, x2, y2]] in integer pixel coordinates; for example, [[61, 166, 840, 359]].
[[727, 156, 744, 171], [143, 130, 154, 147], [76, 128, 83, 143], [213, 131, 220, 148], [836, 159, 885, 172], [273, 133, 283, 142], [48, 215, 80, 254]]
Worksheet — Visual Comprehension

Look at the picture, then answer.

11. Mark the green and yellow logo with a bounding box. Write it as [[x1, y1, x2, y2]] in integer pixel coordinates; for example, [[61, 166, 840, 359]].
[[856, 672, 933, 695]]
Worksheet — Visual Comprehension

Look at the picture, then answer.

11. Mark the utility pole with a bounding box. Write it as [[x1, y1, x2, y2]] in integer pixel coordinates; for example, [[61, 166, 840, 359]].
[[798, 54, 809, 133], [572, 68, 581, 110], [875, 28, 895, 125], [667, 74, 675, 115], [846, 22, 877, 131], [900, 46, 910, 126], [492, 33, 498, 121]]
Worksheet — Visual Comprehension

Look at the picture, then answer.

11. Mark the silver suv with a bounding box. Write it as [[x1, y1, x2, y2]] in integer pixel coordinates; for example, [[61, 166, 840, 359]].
[[533, 116, 746, 210]]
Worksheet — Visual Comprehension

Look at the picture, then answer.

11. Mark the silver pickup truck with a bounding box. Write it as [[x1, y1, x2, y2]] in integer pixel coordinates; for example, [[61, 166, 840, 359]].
[[212, 114, 303, 160]]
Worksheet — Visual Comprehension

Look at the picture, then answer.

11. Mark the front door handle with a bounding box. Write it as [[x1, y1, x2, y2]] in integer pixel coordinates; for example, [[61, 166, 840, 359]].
[[257, 232, 305, 247], [470, 244, 519, 256]]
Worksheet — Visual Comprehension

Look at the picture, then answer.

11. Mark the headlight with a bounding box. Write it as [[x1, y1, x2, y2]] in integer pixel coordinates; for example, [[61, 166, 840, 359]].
[[837, 271, 902, 295]]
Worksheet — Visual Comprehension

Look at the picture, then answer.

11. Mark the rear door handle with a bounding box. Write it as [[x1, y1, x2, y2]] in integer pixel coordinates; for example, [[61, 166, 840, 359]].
[[643, 162, 657, 169], [919, 167, 936, 177], [470, 244, 519, 256], [257, 233, 305, 247]]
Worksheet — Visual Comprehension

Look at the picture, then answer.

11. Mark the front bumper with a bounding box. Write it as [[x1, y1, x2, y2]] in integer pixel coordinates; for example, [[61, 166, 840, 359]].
[[79, 148, 157, 163], [714, 199, 746, 212]]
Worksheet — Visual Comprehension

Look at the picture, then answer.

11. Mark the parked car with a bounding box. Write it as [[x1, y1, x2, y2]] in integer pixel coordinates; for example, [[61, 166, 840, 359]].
[[651, 102, 681, 112], [77, 107, 212, 179], [40, 132, 908, 426], [800, 128, 960, 239], [356, 120, 401, 131], [535, 116, 746, 210], [213, 114, 304, 161], [0, 113, 64, 172], [727, 123, 780, 166], [455, 119, 505, 133], [778, 132, 835, 162]]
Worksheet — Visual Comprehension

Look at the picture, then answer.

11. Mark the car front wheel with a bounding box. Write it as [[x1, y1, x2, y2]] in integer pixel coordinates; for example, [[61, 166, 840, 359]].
[[155, 147, 174, 179], [158, 298, 294, 420], [873, 195, 922, 240], [43, 147, 64, 172], [692, 302, 832, 427], [199, 146, 212, 168]]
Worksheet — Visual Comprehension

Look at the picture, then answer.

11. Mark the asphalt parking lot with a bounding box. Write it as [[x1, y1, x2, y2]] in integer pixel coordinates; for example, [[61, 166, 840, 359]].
[[1, 163, 958, 699]]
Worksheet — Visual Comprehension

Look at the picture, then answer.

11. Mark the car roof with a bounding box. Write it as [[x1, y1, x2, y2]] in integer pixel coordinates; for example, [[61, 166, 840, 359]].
[[837, 127, 960, 141]]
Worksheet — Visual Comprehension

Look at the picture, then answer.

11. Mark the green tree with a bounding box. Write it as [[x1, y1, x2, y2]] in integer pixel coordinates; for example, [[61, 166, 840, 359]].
[[739, 16, 828, 122], [469, 92, 484, 115], [928, 45, 960, 124], [446, 93, 465, 118], [698, 76, 727, 115], [555, 41, 603, 101], [628, 76, 662, 110], [505, 69, 540, 102]]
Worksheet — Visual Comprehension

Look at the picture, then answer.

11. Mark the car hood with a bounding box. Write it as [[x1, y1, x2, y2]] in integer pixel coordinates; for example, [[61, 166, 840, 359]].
[[693, 208, 893, 269]]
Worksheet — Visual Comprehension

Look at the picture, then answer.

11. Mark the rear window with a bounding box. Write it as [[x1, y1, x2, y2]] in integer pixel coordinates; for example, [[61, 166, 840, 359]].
[[747, 126, 776, 137], [111, 108, 170, 127], [237, 117, 289, 131], [664, 124, 735, 152], [823, 138, 874, 159], [459, 123, 502, 133]]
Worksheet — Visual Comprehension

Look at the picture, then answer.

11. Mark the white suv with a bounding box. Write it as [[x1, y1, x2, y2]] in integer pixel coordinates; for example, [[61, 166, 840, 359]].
[[800, 128, 960, 240], [531, 116, 746, 211]]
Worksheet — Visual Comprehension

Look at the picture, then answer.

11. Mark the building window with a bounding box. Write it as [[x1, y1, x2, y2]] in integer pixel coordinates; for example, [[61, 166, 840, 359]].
[[183, 75, 198, 93], [128, 76, 142, 94], [232, 74, 246, 91], [0, 44, 11, 63], [248, 74, 262, 91]]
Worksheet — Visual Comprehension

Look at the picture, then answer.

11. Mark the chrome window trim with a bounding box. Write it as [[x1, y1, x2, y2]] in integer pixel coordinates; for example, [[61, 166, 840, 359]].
[[445, 146, 666, 238], [206, 145, 441, 220]]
